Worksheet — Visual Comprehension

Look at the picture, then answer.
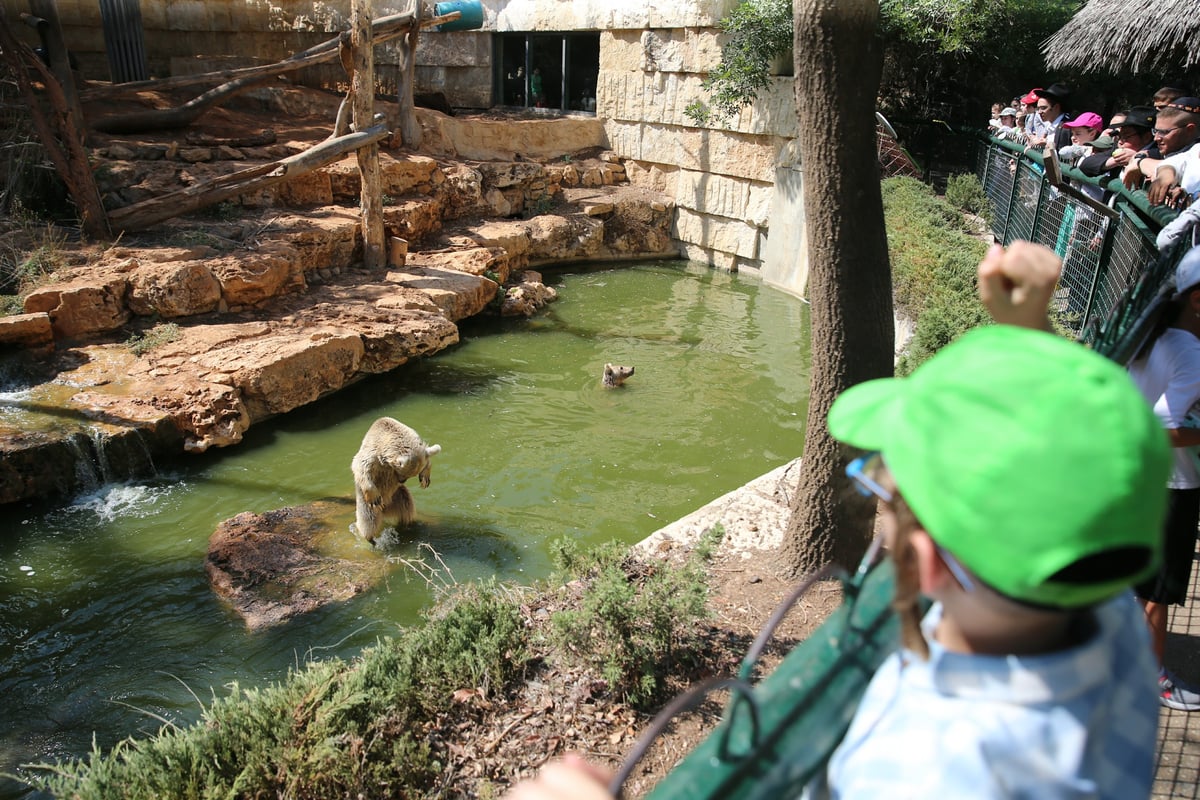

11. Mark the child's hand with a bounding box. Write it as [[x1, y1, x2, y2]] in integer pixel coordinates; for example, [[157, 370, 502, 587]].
[[977, 241, 1062, 332], [504, 755, 614, 800]]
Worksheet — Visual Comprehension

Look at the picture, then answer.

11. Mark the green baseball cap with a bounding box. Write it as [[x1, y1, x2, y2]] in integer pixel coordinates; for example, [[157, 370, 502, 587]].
[[828, 325, 1169, 609]]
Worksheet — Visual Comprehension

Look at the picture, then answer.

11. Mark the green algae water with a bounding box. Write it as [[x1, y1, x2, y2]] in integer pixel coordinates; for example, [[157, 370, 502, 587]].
[[0, 260, 810, 797]]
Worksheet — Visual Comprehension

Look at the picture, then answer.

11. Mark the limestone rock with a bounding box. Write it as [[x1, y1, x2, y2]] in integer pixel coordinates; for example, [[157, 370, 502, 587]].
[[0, 313, 53, 351], [128, 261, 222, 317], [206, 502, 390, 630], [525, 214, 606, 263], [223, 329, 365, 421], [501, 271, 558, 317], [208, 250, 305, 308], [387, 265, 499, 321], [24, 277, 131, 339]]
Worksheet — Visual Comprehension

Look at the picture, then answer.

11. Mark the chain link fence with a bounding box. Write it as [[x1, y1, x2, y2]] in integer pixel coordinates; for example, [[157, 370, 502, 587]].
[[974, 136, 1176, 339]]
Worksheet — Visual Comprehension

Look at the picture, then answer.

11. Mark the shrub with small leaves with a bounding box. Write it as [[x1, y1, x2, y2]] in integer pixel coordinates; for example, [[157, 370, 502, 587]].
[[126, 323, 182, 356], [548, 528, 722, 708], [944, 172, 993, 224]]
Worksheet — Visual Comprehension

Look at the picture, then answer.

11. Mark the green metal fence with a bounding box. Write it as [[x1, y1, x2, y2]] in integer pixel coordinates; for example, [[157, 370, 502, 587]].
[[973, 136, 1178, 340]]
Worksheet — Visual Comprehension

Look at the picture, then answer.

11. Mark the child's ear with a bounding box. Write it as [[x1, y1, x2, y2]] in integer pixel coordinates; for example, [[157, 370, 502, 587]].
[[909, 530, 955, 594]]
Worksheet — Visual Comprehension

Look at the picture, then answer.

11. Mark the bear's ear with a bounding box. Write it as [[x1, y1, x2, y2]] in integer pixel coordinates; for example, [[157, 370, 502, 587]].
[[604, 363, 613, 373]]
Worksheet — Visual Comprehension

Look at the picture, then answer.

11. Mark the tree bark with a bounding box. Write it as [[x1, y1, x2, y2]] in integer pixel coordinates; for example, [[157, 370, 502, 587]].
[[352, 0, 385, 270], [0, 6, 109, 239], [781, 0, 894, 577], [395, 2, 423, 149]]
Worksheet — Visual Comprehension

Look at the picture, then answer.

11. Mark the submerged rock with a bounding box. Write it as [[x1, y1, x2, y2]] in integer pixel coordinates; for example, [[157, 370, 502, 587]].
[[206, 501, 390, 630]]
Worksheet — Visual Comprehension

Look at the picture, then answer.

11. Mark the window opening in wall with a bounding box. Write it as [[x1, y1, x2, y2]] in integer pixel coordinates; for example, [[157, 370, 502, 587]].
[[495, 32, 599, 113]]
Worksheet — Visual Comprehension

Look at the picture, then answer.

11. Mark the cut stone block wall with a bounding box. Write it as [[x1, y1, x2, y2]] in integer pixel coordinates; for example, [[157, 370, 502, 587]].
[[599, 28, 797, 272]]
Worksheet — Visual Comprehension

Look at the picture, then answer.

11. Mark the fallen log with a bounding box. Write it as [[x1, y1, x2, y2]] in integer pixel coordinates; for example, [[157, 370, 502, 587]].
[[106, 123, 389, 232]]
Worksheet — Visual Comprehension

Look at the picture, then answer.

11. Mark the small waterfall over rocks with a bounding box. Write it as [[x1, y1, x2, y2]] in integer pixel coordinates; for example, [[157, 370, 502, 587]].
[[0, 358, 179, 505]]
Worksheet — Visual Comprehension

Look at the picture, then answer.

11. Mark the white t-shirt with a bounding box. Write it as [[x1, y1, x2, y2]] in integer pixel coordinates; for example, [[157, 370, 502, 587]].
[[1158, 144, 1200, 199], [1128, 326, 1200, 488]]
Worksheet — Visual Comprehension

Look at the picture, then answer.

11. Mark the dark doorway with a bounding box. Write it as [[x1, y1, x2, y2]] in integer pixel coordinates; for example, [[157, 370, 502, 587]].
[[494, 32, 600, 113]]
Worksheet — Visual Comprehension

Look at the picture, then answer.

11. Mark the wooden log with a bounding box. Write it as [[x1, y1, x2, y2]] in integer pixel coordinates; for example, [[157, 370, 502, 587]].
[[107, 123, 389, 232], [353, 0, 385, 269], [92, 70, 284, 134], [0, 5, 109, 239]]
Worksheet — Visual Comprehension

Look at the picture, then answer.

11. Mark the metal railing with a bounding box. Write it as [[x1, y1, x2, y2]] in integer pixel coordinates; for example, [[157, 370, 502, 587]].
[[973, 136, 1178, 339]]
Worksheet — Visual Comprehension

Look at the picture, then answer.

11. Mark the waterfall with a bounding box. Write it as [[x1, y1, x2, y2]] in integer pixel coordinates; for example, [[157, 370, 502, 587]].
[[53, 427, 163, 502]]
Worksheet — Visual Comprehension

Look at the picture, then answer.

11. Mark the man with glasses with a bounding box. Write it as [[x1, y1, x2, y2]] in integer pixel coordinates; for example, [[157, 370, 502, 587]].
[[1123, 97, 1200, 207], [1020, 87, 1052, 143], [1027, 82, 1073, 150], [503, 243, 1167, 800]]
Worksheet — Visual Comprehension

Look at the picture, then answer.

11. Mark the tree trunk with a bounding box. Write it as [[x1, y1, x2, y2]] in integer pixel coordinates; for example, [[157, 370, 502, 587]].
[[0, 6, 109, 239], [395, 2, 423, 149], [781, 0, 894, 577], [352, 0, 385, 270]]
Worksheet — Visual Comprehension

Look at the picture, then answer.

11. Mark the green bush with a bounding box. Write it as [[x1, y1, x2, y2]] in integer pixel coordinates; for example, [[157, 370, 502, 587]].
[[24, 583, 526, 799], [943, 172, 993, 224], [0, 224, 68, 307], [684, 0, 792, 126], [126, 323, 182, 356], [548, 531, 720, 708], [22, 536, 721, 798], [882, 176, 991, 373]]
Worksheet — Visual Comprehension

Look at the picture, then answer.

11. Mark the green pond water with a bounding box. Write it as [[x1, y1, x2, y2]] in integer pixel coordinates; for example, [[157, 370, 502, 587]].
[[0, 259, 811, 797]]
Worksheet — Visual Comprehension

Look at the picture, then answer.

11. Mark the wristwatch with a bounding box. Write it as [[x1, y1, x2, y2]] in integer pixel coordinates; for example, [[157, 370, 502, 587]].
[[1134, 152, 1148, 162]]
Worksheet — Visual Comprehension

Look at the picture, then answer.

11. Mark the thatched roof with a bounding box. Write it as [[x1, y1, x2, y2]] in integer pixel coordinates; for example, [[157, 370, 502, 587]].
[[1043, 0, 1200, 74]]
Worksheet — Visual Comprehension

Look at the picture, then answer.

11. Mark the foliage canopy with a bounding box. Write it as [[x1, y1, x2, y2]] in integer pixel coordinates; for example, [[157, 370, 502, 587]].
[[685, 0, 1080, 125]]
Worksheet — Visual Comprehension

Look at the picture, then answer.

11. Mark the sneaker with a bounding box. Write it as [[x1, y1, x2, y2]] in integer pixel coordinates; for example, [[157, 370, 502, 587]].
[[1159, 670, 1200, 711]]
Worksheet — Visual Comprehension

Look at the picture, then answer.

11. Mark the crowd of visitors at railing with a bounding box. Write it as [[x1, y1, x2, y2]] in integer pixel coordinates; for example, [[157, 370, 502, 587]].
[[986, 81, 1200, 252]]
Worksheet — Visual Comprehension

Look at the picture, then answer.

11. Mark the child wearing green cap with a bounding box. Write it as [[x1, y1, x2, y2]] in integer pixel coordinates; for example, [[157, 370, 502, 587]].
[[808, 259, 1168, 798], [504, 243, 1169, 800]]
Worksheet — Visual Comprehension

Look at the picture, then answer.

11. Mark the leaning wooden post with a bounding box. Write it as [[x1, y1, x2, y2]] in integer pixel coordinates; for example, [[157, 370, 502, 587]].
[[0, 4, 109, 239], [352, 0, 385, 269], [395, 0, 423, 149]]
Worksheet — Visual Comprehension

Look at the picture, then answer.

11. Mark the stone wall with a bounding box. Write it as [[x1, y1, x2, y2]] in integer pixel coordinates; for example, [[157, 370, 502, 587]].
[[5, 0, 806, 279], [598, 29, 796, 272]]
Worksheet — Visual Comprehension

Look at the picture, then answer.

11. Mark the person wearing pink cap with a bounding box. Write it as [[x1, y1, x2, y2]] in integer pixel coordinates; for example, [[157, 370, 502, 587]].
[[1059, 111, 1105, 165]]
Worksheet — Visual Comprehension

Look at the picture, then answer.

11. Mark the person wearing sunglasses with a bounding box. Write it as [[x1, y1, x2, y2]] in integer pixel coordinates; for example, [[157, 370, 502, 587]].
[[1123, 97, 1200, 208], [504, 243, 1169, 800]]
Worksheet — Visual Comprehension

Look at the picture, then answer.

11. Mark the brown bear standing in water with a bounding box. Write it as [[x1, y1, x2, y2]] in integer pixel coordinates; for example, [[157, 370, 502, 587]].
[[602, 363, 635, 388], [350, 417, 441, 545]]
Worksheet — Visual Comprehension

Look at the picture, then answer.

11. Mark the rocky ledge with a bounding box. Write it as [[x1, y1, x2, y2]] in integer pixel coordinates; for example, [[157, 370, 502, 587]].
[[0, 96, 677, 507]]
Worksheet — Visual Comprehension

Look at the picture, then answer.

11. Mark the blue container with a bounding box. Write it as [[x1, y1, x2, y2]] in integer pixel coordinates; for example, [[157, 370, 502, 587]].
[[433, 0, 484, 31]]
